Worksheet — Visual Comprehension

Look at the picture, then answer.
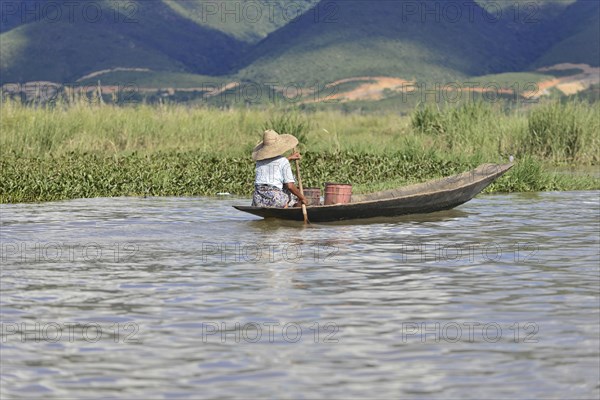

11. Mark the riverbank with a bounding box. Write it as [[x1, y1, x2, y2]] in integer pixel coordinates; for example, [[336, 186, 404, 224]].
[[1, 100, 598, 203]]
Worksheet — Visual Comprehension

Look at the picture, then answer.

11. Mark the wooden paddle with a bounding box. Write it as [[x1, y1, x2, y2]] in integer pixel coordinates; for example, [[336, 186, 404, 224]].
[[293, 147, 309, 224]]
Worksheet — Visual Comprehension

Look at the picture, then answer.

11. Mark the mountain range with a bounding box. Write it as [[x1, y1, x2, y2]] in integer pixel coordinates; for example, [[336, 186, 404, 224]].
[[0, 0, 598, 89]]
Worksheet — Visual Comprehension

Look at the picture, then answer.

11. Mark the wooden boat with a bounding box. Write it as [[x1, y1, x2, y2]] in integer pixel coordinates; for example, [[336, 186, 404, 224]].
[[233, 163, 513, 222]]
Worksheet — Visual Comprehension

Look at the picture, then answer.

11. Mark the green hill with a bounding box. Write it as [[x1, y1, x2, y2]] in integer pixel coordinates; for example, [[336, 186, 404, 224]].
[[1, 0, 598, 89], [235, 0, 557, 84], [533, 0, 600, 67], [0, 0, 246, 84], [163, 0, 319, 43]]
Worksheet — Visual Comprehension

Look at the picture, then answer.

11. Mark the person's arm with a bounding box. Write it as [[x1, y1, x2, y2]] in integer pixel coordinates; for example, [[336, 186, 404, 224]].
[[285, 182, 307, 205], [281, 156, 306, 205]]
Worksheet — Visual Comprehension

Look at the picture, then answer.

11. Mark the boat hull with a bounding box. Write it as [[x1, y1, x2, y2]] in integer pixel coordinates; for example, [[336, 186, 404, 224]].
[[233, 163, 513, 222]]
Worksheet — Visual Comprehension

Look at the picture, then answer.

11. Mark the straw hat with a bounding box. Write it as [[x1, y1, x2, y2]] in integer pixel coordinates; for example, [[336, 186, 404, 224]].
[[252, 129, 299, 161]]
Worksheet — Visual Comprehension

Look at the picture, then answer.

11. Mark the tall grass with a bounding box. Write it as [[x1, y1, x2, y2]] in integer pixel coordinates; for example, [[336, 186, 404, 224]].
[[264, 113, 312, 149], [1, 98, 598, 203], [0, 99, 267, 156], [412, 101, 526, 164], [3, 98, 598, 164], [525, 100, 599, 162]]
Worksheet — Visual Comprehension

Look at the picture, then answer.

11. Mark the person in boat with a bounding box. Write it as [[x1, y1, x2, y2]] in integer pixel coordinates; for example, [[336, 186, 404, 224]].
[[251, 129, 308, 208]]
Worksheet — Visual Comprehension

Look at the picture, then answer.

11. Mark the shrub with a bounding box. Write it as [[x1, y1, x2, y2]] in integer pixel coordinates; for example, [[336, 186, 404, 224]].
[[526, 100, 598, 163]]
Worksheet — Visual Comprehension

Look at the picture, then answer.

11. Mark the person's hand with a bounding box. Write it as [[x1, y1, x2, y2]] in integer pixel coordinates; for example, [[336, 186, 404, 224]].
[[287, 152, 301, 161], [300, 196, 308, 205]]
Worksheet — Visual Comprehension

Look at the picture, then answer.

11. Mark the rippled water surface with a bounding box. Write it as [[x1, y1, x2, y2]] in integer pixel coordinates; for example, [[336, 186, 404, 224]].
[[1, 192, 599, 399]]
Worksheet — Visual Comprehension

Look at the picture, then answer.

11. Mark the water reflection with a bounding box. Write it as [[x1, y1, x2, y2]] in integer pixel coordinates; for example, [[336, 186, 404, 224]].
[[1, 192, 599, 399]]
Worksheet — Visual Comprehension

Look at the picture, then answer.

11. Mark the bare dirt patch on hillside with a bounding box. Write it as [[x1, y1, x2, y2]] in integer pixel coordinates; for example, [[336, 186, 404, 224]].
[[535, 63, 600, 96]]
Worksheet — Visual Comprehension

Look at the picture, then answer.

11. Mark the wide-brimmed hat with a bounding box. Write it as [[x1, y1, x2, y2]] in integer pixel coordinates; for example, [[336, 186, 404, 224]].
[[252, 129, 298, 161]]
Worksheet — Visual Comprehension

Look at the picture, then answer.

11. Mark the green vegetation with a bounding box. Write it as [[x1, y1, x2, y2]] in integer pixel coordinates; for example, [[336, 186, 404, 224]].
[[411, 100, 599, 164], [525, 101, 599, 161], [235, 1, 591, 84], [76, 71, 227, 88], [1, 0, 596, 86], [532, 1, 600, 68], [0, 0, 246, 84], [1, 99, 598, 203], [471, 72, 552, 88], [163, 0, 319, 43], [4, 151, 597, 204], [265, 113, 312, 146]]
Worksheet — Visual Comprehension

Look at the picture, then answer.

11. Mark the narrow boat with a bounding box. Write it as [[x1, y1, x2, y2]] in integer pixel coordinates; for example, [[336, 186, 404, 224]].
[[233, 163, 513, 222]]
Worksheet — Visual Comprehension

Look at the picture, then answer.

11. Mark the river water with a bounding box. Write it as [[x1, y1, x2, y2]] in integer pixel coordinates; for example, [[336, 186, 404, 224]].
[[1, 191, 599, 399]]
